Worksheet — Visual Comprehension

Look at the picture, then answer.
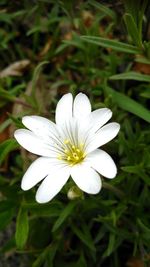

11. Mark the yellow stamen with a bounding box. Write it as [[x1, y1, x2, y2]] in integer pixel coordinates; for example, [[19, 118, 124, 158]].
[[64, 139, 70, 144], [57, 140, 86, 165], [80, 143, 84, 148], [57, 155, 62, 160]]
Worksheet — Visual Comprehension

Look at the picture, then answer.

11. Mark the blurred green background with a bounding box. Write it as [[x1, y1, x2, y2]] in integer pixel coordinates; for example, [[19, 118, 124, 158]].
[[0, 0, 150, 266]]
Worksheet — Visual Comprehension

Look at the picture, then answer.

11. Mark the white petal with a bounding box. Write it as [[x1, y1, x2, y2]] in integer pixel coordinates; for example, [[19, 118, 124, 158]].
[[14, 129, 56, 157], [55, 93, 73, 126], [73, 93, 91, 119], [76, 108, 112, 142], [86, 149, 117, 178], [89, 108, 112, 132], [71, 164, 101, 194], [36, 166, 70, 203], [21, 157, 63, 190], [22, 115, 59, 139], [86, 122, 120, 153]]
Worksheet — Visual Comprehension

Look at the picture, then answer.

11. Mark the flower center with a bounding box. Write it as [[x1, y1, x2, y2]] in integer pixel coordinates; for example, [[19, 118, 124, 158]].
[[57, 139, 86, 165]]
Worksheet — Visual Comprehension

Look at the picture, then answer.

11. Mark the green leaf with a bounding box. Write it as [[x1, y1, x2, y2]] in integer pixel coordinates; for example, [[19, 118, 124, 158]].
[[46, 242, 59, 267], [0, 139, 18, 166], [0, 119, 11, 134], [0, 87, 14, 107], [0, 200, 16, 212], [103, 233, 116, 257], [135, 56, 150, 65], [15, 207, 29, 249], [32, 247, 49, 267], [81, 36, 141, 54], [140, 89, 150, 99], [0, 236, 16, 254], [121, 166, 150, 185], [31, 60, 49, 95], [22, 201, 63, 218], [0, 209, 14, 231], [137, 218, 150, 235], [123, 13, 142, 47], [62, 39, 85, 51], [32, 242, 59, 267], [106, 87, 150, 123], [110, 71, 150, 82], [71, 223, 96, 252], [52, 201, 76, 232], [58, 32, 86, 53], [121, 165, 140, 174], [89, 0, 116, 20], [124, 0, 149, 38]]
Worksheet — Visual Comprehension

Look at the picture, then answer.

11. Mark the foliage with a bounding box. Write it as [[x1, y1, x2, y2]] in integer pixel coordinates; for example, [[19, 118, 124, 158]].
[[0, 0, 150, 266]]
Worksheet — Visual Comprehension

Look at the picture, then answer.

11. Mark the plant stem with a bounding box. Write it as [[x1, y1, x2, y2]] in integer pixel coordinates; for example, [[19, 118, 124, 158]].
[[103, 182, 125, 199]]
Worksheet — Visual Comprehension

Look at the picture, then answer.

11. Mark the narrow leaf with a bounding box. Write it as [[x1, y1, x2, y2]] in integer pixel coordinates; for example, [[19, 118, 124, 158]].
[[15, 207, 29, 249], [106, 87, 150, 123], [137, 218, 150, 234], [52, 201, 76, 232], [0, 209, 14, 231], [103, 233, 116, 257], [124, 13, 142, 47], [89, 0, 116, 20], [81, 36, 141, 54], [0, 139, 18, 166], [71, 223, 95, 252], [110, 71, 150, 82]]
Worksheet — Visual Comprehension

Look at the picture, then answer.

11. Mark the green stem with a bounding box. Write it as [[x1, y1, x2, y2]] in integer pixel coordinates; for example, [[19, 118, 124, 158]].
[[103, 182, 125, 199]]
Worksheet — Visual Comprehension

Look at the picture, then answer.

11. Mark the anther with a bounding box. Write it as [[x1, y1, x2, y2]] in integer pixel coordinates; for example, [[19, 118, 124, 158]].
[[57, 155, 62, 160]]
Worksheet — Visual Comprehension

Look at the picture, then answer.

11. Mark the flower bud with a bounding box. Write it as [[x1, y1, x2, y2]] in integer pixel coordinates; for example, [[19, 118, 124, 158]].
[[67, 186, 83, 200]]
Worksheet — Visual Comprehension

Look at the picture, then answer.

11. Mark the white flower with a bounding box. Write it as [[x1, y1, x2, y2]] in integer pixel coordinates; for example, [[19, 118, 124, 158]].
[[14, 93, 120, 203]]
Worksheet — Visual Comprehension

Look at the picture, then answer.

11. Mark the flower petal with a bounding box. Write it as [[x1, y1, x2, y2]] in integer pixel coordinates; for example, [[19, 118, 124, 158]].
[[36, 166, 70, 203], [73, 93, 91, 119], [86, 149, 117, 178], [21, 157, 63, 190], [71, 164, 101, 194], [86, 122, 120, 153], [22, 115, 59, 139], [89, 108, 112, 132], [14, 129, 56, 157], [76, 108, 112, 142], [55, 93, 73, 126]]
